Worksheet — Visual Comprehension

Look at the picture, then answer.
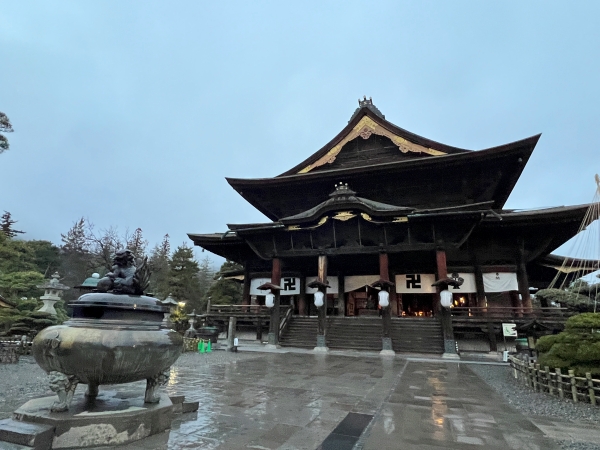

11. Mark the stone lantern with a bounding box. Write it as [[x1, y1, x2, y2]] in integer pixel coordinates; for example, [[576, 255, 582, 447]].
[[37, 272, 70, 316], [160, 293, 179, 325]]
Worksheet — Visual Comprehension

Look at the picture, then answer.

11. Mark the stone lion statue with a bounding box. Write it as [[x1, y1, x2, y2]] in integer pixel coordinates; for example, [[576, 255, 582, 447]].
[[96, 249, 150, 295]]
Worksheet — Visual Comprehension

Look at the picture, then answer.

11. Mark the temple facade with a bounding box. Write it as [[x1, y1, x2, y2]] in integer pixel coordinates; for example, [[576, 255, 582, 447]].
[[189, 98, 590, 353]]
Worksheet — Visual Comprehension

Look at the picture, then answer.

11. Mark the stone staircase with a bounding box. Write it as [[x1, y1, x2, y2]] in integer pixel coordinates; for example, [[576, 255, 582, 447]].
[[326, 317, 383, 351], [390, 318, 444, 354], [280, 316, 444, 353], [279, 317, 319, 348]]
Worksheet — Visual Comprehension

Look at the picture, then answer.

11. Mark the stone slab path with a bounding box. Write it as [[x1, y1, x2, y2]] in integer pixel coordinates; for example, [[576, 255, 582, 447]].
[[5, 351, 600, 449], [104, 352, 595, 449]]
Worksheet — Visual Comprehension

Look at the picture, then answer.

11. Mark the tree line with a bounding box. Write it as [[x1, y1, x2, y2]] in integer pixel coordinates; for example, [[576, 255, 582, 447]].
[[0, 211, 242, 334]]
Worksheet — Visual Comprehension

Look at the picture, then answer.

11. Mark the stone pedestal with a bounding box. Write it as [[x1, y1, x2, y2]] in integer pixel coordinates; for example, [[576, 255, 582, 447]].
[[38, 299, 58, 316], [314, 334, 329, 352], [265, 332, 280, 349], [7, 390, 173, 449], [380, 337, 395, 356], [442, 339, 460, 360]]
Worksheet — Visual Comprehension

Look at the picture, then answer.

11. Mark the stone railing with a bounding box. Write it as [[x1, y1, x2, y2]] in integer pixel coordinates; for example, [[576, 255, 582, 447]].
[[509, 355, 599, 406]]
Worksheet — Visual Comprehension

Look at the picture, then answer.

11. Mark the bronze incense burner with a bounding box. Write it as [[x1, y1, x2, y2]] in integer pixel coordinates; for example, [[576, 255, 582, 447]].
[[32, 250, 183, 412]]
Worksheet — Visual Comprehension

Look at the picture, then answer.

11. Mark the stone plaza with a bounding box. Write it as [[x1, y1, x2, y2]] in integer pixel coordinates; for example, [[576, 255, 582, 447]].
[[3, 348, 600, 450]]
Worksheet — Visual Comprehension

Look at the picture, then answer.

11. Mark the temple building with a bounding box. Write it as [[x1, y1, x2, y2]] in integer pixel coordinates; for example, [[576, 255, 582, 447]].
[[189, 98, 591, 354]]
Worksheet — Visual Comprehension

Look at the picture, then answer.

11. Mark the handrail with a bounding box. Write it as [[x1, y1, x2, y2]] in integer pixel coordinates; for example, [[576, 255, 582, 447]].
[[279, 306, 293, 339], [450, 306, 571, 320]]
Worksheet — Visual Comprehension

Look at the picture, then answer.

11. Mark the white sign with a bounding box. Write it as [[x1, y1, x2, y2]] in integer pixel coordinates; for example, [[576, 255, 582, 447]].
[[395, 274, 437, 294], [502, 323, 518, 337], [483, 272, 518, 293], [250, 277, 300, 296], [448, 273, 476, 293]]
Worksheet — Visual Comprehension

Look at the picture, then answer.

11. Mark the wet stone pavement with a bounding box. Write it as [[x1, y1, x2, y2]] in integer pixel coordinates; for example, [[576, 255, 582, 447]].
[[4, 351, 599, 449], [105, 352, 564, 450]]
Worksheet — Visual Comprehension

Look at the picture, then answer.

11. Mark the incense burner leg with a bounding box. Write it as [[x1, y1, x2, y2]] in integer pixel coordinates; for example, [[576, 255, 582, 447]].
[[144, 368, 170, 403], [48, 371, 79, 412], [85, 382, 99, 398]]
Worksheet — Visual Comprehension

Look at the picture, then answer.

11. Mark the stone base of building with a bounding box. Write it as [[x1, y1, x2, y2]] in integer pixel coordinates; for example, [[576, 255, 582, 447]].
[[3, 390, 175, 449]]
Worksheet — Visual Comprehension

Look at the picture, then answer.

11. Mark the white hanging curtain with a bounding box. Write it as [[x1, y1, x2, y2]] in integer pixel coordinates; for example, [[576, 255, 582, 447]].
[[482, 272, 518, 293], [344, 275, 379, 293]]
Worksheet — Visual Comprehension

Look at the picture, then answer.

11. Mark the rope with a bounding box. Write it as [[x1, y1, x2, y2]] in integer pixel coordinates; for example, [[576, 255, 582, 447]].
[[548, 175, 600, 313]]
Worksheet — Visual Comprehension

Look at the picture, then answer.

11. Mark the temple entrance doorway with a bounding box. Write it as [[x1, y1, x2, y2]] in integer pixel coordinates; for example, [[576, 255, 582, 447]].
[[401, 294, 434, 317], [345, 286, 380, 317]]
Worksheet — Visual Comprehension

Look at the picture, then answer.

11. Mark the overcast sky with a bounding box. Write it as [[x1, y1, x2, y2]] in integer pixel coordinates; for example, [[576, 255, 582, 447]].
[[1, 1, 599, 267]]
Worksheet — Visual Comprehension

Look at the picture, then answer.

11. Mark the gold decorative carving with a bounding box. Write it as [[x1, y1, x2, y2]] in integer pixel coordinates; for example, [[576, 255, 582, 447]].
[[358, 127, 373, 139], [332, 211, 356, 221], [360, 213, 373, 222], [286, 216, 329, 231], [298, 116, 446, 173], [393, 216, 408, 223]]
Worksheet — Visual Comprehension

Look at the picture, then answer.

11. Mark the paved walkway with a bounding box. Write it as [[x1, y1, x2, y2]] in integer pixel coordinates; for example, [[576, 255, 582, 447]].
[[97, 349, 600, 450]]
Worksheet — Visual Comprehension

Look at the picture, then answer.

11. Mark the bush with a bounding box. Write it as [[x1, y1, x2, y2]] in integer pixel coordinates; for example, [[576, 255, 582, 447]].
[[537, 313, 600, 375], [565, 312, 600, 332], [536, 289, 594, 312]]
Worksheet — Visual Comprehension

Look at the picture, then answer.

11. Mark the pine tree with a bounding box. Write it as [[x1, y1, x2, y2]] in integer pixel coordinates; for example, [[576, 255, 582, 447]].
[[149, 234, 171, 298], [167, 244, 202, 311], [205, 260, 243, 305], [0, 112, 13, 154], [126, 228, 148, 262], [1, 211, 25, 238], [59, 218, 93, 298], [197, 256, 215, 298]]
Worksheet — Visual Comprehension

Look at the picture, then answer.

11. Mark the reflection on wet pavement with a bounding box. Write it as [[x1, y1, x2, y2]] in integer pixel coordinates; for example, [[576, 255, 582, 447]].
[[360, 362, 559, 450], [113, 353, 563, 449]]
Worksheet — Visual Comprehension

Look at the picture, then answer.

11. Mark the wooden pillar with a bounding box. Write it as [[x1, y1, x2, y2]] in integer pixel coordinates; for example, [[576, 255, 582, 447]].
[[298, 274, 307, 316], [435, 249, 447, 314], [475, 266, 497, 352], [338, 274, 345, 316], [268, 258, 281, 346], [379, 252, 394, 353], [379, 252, 390, 281], [316, 254, 328, 349], [242, 263, 251, 312], [436, 248, 458, 357], [517, 260, 532, 312], [474, 265, 486, 308]]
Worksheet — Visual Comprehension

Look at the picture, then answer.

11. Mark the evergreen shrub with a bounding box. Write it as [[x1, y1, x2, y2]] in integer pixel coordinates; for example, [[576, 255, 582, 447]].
[[536, 313, 600, 375]]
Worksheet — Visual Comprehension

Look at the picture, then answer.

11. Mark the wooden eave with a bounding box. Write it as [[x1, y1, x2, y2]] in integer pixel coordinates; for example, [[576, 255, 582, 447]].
[[279, 107, 470, 176], [537, 254, 600, 272], [186, 233, 257, 263], [477, 204, 593, 261], [483, 204, 592, 226], [227, 134, 539, 221]]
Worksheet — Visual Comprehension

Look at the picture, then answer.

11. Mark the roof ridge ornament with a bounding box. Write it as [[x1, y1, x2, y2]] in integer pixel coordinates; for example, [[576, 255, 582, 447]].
[[349, 96, 385, 121], [330, 182, 356, 198], [358, 95, 373, 107]]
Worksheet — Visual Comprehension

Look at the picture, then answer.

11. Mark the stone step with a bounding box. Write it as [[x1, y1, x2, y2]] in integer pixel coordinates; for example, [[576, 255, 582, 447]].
[[0, 419, 54, 450]]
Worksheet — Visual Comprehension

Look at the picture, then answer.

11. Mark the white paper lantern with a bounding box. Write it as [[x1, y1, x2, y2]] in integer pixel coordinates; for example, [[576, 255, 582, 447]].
[[378, 290, 390, 308], [440, 290, 453, 308], [265, 292, 275, 308], [314, 291, 324, 308]]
